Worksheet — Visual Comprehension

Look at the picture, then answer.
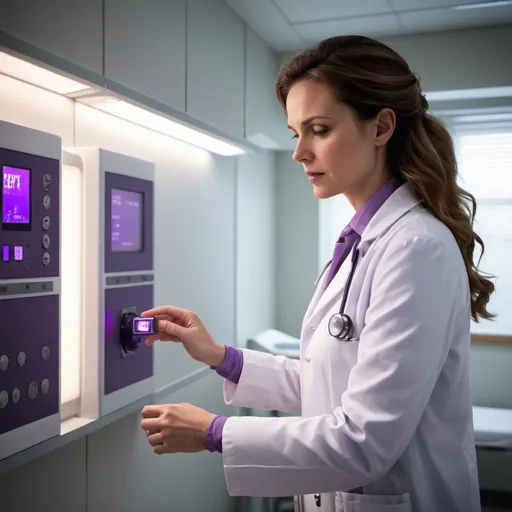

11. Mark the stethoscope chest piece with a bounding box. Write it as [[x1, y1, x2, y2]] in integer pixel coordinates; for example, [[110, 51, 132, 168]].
[[328, 312, 354, 341]]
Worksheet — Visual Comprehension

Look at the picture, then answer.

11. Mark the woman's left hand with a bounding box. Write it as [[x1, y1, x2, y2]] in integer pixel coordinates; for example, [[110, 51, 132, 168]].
[[141, 402, 215, 454]]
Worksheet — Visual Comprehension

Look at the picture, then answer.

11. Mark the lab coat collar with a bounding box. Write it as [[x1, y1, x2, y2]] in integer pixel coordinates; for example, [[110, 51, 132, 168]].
[[360, 182, 421, 247]]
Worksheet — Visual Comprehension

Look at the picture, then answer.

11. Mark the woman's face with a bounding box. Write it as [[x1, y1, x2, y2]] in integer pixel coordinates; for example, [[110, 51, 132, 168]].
[[286, 79, 394, 208]]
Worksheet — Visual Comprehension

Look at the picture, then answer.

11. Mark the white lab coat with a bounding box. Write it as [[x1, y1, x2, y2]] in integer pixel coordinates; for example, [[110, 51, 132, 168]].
[[221, 183, 481, 512]]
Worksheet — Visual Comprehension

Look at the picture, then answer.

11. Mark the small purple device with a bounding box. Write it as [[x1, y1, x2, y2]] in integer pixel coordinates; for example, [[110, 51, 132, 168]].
[[133, 317, 156, 335]]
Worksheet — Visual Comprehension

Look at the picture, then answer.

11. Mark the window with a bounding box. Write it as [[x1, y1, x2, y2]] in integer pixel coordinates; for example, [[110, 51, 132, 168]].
[[454, 123, 512, 336]]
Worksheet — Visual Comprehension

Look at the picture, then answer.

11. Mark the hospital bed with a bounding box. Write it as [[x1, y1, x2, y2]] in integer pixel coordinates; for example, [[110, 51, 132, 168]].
[[473, 406, 512, 452]]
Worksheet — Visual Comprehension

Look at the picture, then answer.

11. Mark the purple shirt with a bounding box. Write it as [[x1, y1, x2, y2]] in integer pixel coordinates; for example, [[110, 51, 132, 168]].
[[204, 179, 400, 453]]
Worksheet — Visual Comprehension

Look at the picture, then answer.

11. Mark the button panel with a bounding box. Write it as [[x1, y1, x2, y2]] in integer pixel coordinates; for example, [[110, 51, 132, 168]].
[[0, 294, 59, 437]]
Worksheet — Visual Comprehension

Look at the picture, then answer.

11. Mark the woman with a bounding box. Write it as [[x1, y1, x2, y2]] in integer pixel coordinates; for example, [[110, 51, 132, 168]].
[[140, 35, 494, 512]]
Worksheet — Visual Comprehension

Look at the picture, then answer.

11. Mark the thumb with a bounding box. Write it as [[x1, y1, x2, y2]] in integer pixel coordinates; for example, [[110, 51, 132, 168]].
[[158, 320, 188, 341]]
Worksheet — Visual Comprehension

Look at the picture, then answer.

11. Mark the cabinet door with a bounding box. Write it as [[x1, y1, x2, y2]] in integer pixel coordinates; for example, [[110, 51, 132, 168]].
[[245, 27, 289, 149], [0, 0, 103, 75], [186, 0, 244, 139], [104, 0, 186, 112]]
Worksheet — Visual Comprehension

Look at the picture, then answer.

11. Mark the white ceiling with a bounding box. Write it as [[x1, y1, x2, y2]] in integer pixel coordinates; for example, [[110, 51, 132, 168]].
[[223, 0, 512, 52]]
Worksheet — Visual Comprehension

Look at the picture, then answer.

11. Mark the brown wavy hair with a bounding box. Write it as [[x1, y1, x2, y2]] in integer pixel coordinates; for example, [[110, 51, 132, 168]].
[[275, 35, 495, 322]]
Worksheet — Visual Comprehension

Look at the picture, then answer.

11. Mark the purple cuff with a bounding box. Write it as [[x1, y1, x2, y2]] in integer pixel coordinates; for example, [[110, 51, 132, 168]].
[[211, 344, 243, 384], [205, 415, 228, 453]]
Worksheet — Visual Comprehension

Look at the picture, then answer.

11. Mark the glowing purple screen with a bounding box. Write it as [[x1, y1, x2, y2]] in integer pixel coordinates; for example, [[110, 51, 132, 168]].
[[2, 166, 31, 224], [111, 188, 143, 252], [134, 319, 152, 333]]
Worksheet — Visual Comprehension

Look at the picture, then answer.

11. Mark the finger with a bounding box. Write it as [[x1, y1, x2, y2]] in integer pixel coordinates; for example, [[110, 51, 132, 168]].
[[144, 333, 182, 346], [145, 429, 159, 437], [153, 443, 169, 455], [141, 405, 162, 418], [158, 320, 188, 341], [147, 432, 164, 447], [142, 306, 189, 321], [141, 417, 163, 430]]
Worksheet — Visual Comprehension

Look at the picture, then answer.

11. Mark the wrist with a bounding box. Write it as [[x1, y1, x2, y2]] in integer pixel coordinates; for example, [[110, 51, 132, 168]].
[[207, 344, 226, 367]]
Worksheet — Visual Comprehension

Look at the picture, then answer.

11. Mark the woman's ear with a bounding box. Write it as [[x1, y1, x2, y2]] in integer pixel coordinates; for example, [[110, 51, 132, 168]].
[[374, 108, 396, 147]]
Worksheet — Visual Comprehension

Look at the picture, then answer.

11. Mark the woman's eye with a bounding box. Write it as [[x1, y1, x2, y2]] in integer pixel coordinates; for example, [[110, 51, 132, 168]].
[[313, 127, 329, 136], [291, 133, 298, 139]]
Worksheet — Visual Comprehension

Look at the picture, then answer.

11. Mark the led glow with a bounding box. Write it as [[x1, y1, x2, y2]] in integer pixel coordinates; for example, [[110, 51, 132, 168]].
[[0, 51, 91, 95], [453, 0, 512, 9], [77, 95, 246, 156], [60, 163, 83, 409]]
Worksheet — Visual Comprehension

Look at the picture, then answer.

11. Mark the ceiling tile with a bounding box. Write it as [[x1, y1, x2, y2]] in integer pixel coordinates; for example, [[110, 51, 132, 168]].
[[224, 0, 305, 51], [294, 14, 404, 43], [390, 0, 490, 11], [274, 0, 393, 23], [399, 4, 512, 32]]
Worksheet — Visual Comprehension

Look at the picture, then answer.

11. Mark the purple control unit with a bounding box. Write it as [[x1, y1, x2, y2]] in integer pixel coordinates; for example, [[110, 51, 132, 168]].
[[103, 171, 154, 396], [0, 147, 60, 436]]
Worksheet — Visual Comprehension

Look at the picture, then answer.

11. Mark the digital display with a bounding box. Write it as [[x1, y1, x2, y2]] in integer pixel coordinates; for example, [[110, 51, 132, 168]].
[[133, 317, 156, 335], [111, 188, 143, 252], [2, 166, 31, 225]]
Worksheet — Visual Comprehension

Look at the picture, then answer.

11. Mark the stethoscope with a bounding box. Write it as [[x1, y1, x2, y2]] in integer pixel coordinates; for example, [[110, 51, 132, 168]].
[[316, 246, 360, 342]]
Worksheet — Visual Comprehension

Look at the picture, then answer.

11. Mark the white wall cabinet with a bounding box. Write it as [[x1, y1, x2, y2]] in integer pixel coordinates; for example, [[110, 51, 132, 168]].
[[104, 0, 187, 112], [0, 0, 103, 75], [186, 0, 245, 139], [245, 26, 289, 149]]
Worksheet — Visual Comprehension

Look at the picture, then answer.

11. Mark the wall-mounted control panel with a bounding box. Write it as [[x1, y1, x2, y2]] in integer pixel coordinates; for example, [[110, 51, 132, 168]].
[[0, 120, 61, 461], [68, 147, 155, 419]]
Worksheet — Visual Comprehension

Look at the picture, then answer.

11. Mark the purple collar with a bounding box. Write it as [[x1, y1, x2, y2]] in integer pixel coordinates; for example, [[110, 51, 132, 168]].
[[349, 179, 400, 237]]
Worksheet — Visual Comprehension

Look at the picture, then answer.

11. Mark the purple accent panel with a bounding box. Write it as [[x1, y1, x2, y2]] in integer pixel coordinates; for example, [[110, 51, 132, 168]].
[[104, 172, 153, 273], [0, 295, 59, 435], [104, 284, 154, 395], [0, 148, 60, 280]]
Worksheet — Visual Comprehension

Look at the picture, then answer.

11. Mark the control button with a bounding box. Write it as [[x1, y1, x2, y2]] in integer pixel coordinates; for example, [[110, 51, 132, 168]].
[[12, 388, 20, 404], [43, 174, 51, 191], [2, 245, 9, 262], [42, 252, 50, 266], [42, 234, 50, 250], [14, 246, 23, 261], [28, 381, 38, 400], [0, 355, 8, 371], [43, 195, 51, 210], [41, 345, 50, 360], [17, 351, 26, 367], [41, 378, 50, 395], [0, 390, 8, 408], [42, 216, 51, 230]]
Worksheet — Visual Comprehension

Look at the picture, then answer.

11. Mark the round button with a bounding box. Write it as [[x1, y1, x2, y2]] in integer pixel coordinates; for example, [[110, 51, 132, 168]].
[[12, 388, 20, 404], [0, 390, 8, 408], [28, 381, 38, 400], [42, 216, 51, 231], [0, 354, 8, 372], [43, 174, 51, 191], [42, 252, 51, 266], [43, 195, 51, 210], [41, 378, 50, 395], [17, 351, 26, 367], [42, 234, 50, 250], [42, 345, 50, 360]]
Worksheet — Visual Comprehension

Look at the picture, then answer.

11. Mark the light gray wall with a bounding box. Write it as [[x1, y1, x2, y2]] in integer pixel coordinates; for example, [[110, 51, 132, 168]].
[[275, 152, 319, 338], [236, 150, 277, 346]]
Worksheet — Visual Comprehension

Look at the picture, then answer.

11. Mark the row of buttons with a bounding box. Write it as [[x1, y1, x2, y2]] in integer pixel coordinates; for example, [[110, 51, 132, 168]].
[[41, 174, 52, 266], [0, 379, 50, 408], [0, 346, 51, 372]]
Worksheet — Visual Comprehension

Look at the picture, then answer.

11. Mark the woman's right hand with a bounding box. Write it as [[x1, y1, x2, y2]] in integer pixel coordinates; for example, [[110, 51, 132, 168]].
[[140, 305, 226, 367]]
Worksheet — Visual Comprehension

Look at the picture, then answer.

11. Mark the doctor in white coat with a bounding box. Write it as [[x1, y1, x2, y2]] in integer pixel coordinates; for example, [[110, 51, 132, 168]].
[[140, 35, 495, 512]]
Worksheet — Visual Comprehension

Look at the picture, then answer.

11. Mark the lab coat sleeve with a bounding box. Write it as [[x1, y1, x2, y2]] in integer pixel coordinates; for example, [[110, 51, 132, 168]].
[[222, 235, 466, 497], [223, 348, 301, 414]]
